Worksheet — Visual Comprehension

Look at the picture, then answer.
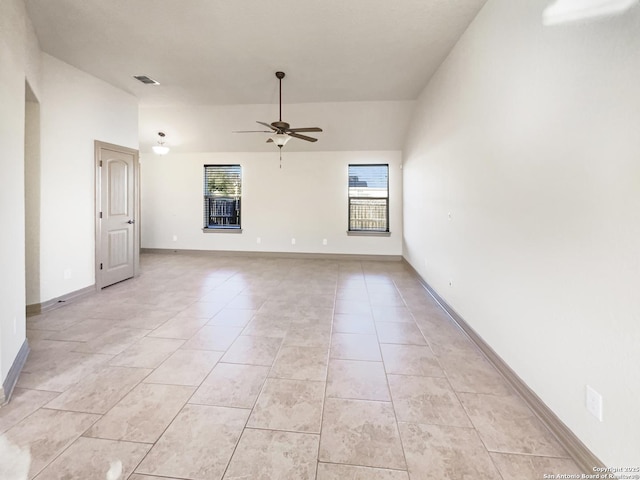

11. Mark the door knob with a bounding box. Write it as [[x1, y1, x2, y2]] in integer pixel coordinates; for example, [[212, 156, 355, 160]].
[[127, 219, 135, 224]]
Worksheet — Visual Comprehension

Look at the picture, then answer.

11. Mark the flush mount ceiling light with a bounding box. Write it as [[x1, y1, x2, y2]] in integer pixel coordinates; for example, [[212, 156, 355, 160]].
[[152, 132, 170, 155], [543, 0, 638, 25]]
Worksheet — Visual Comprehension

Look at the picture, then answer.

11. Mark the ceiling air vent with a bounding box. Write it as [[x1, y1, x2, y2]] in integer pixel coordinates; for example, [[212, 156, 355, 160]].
[[133, 75, 160, 85]]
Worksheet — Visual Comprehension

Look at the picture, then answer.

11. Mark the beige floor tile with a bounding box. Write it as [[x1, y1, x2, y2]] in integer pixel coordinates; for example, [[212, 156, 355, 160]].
[[490, 452, 584, 479], [136, 404, 249, 480], [147, 316, 210, 340], [129, 474, 184, 480], [335, 300, 372, 315], [286, 306, 335, 324], [200, 286, 244, 302], [369, 294, 405, 307], [6, 255, 580, 480], [399, 422, 501, 480], [248, 378, 324, 433], [380, 343, 444, 377], [123, 311, 178, 330], [34, 436, 150, 480], [0, 388, 60, 433], [376, 322, 427, 345], [283, 323, 331, 348], [332, 313, 376, 334], [16, 352, 113, 392], [25, 339, 81, 354], [26, 313, 85, 332], [241, 315, 291, 337], [144, 349, 222, 386], [371, 305, 414, 323], [3, 408, 99, 478], [25, 329, 52, 340], [292, 293, 335, 308], [438, 351, 512, 395], [330, 333, 381, 361], [223, 428, 319, 480], [86, 383, 196, 443], [317, 463, 409, 480], [336, 290, 370, 303], [20, 343, 81, 376], [45, 318, 115, 342], [175, 301, 226, 319], [182, 325, 243, 351], [424, 324, 480, 357], [319, 398, 406, 470], [269, 346, 329, 381], [327, 359, 390, 401], [109, 337, 184, 368], [208, 308, 257, 327], [45, 366, 151, 414], [226, 294, 267, 310], [72, 326, 151, 355], [459, 393, 567, 457], [387, 374, 472, 427], [221, 335, 283, 365], [189, 363, 270, 408]]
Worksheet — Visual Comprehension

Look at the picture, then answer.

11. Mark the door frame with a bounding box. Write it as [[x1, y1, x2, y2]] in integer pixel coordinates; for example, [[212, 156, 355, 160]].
[[94, 140, 140, 290]]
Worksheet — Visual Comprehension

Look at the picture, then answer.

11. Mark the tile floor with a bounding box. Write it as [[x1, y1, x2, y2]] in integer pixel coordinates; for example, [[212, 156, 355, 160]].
[[1, 253, 584, 479]]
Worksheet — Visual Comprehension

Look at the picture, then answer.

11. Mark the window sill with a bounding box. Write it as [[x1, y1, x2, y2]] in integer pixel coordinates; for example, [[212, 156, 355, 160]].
[[347, 231, 391, 237], [202, 228, 243, 234]]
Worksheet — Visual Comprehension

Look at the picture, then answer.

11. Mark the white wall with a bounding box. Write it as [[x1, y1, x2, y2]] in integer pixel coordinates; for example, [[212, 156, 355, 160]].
[[37, 53, 139, 302], [25, 88, 41, 306], [0, 0, 41, 391], [403, 0, 640, 467], [0, 3, 139, 392], [141, 151, 402, 256]]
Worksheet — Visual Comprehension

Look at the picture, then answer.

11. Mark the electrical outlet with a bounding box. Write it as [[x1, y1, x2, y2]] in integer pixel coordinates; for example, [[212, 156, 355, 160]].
[[63, 268, 72, 280], [322, 238, 327, 246], [448, 279, 453, 287], [172, 235, 178, 242], [257, 237, 261, 244], [586, 385, 603, 421], [291, 238, 296, 245]]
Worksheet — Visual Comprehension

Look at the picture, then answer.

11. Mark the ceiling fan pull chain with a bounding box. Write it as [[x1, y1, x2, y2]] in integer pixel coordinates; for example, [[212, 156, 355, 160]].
[[279, 148, 282, 169]]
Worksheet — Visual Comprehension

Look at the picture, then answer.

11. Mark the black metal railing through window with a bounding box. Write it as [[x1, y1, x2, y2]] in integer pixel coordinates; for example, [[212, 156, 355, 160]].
[[205, 196, 241, 228]]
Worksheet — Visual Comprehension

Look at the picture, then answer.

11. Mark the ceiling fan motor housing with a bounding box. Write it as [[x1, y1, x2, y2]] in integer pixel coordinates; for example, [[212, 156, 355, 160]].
[[271, 121, 290, 132]]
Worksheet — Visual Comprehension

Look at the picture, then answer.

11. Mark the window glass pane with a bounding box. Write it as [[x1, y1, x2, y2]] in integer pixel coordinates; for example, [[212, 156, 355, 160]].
[[204, 165, 241, 229], [348, 164, 389, 232], [348, 165, 388, 198], [349, 198, 388, 231]]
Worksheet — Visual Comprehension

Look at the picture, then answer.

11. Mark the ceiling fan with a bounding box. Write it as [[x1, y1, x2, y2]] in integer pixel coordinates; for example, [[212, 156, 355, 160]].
[[234, 71, 323, 147]]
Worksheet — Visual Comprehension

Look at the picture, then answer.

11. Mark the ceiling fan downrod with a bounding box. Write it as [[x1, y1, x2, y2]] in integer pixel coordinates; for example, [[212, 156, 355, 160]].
[[276, 71, 285, 123]]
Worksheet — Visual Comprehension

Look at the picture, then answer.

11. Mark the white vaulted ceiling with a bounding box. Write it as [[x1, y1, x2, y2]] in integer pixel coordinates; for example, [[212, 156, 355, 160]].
[[25, 0, 487, 107]]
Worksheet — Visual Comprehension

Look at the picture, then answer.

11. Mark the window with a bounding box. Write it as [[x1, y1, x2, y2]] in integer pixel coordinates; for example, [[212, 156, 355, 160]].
[[348, 164, 389, 233], [203, 165, 242, 230]]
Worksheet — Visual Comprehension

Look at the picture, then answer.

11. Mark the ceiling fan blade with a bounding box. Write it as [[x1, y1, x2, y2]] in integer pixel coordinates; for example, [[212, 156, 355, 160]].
[[257, 121, 278, 131], [233, 130, 272, 133], [286, 127, 323, 133], [288, 132, 318, 142]]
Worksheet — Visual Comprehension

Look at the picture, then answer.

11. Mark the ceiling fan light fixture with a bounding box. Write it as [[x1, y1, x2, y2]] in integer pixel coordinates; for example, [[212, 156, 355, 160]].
[[152, 131, 170, 155], [270, 133, 291, 147]]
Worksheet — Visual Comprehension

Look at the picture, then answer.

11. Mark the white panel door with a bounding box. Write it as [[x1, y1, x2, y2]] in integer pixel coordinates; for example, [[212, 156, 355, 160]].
[[97, 143, 137, 288]]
